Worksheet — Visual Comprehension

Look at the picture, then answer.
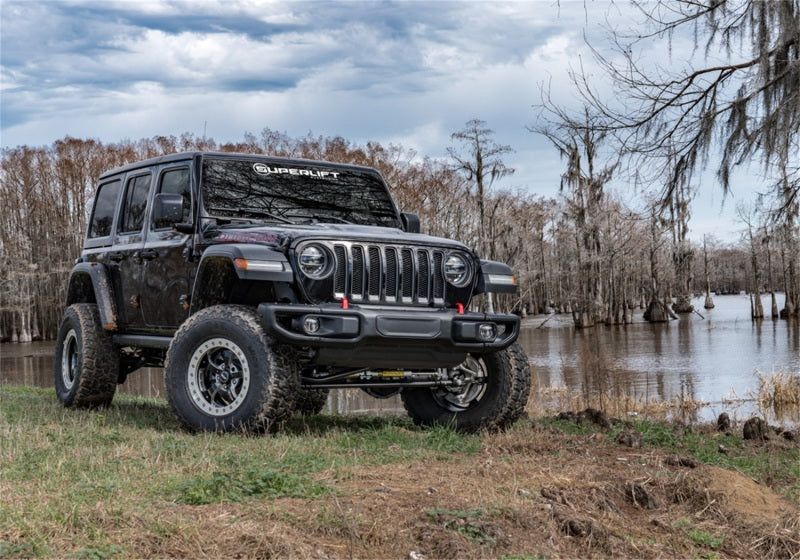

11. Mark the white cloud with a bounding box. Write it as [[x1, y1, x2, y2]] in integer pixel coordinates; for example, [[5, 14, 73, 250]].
[[0, 0, 761, 239]]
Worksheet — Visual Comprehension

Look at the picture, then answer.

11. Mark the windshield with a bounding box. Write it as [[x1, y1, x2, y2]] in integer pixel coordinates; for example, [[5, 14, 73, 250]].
[[201, 158, 402, 228]]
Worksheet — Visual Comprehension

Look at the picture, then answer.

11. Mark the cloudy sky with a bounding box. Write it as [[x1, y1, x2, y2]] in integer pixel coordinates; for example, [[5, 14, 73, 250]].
[[1, 1, 752, 240]]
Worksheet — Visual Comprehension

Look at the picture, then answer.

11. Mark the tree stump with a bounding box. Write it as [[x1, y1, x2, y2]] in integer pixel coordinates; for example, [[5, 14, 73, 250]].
[[743, 417, 769, 441], [672, 295, 694, 313]]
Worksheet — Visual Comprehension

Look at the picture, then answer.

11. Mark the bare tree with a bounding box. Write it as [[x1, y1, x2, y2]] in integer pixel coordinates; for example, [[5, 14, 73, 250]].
[[447, 119, 515, 313], [643, 203, 676, 323], [577, 0, 799, 316], [447, 120, 515, 258], [667, 169, 694, 313], [580, 1, 798, 192], [532, 105, 617, 328], [762, 225, 779, 319], [737, 202, 765, 319]]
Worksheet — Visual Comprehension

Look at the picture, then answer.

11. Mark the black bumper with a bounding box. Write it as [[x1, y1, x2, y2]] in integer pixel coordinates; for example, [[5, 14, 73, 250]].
[[259, 303, 520, 368]]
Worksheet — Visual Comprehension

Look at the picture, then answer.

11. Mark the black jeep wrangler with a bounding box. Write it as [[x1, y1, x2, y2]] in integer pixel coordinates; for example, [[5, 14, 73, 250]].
[[55, 152, 531, 433]]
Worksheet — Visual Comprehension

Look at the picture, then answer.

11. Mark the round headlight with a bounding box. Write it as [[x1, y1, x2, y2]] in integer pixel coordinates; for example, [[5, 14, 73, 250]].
[[298, 245, 330, 279], [443, 253, 471, 287]]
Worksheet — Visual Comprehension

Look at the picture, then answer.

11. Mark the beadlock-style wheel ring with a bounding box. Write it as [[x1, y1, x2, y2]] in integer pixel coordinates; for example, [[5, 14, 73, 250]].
[[187, 337, 251, 417], [432, 354, 488, 412], [61, 329, 79, 390]]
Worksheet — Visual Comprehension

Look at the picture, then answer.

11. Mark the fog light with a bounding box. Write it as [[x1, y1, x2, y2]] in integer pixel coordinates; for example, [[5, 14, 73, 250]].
[[303, 316, 320, 334], [478, 323, 497, 341]]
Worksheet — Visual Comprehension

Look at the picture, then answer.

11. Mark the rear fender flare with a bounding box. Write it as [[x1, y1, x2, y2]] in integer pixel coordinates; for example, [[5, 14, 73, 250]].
[[65, 262, 118, 331]]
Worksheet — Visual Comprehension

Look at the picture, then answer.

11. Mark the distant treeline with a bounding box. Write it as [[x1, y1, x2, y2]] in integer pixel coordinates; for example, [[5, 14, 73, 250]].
[[1, 131, 797, 342]]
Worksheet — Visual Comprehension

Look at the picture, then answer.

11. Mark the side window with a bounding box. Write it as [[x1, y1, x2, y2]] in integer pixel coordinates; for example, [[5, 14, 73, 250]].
[[119, 174, 152, 234], [89, 180, 121, 238], [154, 167, 191, 229]]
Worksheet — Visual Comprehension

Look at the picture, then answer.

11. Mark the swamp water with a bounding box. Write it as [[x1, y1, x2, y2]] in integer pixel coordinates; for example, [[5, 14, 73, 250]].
[[2, 295, 797, 423]]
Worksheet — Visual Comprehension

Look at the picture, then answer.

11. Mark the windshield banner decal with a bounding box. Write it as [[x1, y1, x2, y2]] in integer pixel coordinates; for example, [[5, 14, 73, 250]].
[[253, 163, 340, 179]]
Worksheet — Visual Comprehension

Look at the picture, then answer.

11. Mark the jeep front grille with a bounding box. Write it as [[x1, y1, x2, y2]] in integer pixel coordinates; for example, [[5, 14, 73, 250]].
[[330, 243, 446, 306]]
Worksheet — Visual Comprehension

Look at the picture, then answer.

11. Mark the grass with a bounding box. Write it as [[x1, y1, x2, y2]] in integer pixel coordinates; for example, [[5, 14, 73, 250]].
[[1, 384, 797, 559], [0, 385, 481, 558]]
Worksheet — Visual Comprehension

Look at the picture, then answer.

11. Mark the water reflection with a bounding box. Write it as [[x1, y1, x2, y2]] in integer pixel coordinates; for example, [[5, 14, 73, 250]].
[[520, 294, 799, 423], [1, 295, 798, 422]]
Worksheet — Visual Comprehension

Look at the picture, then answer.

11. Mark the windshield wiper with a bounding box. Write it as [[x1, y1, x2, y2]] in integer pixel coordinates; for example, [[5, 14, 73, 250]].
[[286, 213, 354, 225], [205, 205, 293, 224]]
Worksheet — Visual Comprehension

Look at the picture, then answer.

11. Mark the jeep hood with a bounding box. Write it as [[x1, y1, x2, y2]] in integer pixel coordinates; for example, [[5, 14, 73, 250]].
[[205, 223, 473, 254]]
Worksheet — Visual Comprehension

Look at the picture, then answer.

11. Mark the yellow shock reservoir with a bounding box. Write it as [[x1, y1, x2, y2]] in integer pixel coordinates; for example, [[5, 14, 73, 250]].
[[379, 370, 405, 378]]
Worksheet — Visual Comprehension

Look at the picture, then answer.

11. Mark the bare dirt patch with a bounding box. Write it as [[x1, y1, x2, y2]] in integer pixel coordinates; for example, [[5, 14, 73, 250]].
[[125, 422, 797, 559]]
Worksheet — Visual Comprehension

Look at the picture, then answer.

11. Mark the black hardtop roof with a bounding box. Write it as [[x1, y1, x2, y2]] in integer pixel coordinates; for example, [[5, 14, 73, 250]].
[[98, 151, 383, 181]]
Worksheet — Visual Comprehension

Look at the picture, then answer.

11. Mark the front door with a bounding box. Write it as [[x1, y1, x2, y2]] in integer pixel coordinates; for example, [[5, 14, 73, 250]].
[[140, 165, 195, 330]]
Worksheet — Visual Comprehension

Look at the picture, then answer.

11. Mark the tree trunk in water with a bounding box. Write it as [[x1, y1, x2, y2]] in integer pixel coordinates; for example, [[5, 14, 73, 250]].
[[644, 298, 672, 322], [18, 311, 31, 343], [751, 292, 764, 320], [703, 236, 714, 309], [572, 309, 595, 329]]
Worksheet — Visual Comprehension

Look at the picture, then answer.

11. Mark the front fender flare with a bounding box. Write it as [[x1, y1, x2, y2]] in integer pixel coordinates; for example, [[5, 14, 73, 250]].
[[199, 244, 293, 282], [190, 244, 293, 312]]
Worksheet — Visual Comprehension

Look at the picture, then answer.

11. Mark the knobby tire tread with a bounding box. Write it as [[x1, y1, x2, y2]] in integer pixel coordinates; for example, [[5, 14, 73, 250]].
[[165, 305, 296, 433], [56, 303, 118, 408]]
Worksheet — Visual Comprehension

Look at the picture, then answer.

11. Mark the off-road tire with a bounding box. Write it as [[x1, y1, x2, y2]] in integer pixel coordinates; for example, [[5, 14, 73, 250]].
[[164, 305, 294, 433], [292, 387, 330, 416], [54, 303, 118, 408], [401, 343, 531, 433], [495, 343, 532, 426]]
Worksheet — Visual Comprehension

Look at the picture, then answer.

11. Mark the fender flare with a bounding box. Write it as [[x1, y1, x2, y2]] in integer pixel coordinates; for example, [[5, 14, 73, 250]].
[[190, 244, 293, 312], [475, 259, 518, 295], [65, 262, 118, 331]]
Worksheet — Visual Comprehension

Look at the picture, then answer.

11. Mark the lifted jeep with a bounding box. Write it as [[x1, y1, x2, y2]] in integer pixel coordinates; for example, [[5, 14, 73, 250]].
[[55, 152, 531, 433]]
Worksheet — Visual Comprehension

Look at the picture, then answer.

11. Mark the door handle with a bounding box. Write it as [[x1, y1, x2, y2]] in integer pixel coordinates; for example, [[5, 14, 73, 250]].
[[138, 249, 158, 261], [108, 251, 125, 262]]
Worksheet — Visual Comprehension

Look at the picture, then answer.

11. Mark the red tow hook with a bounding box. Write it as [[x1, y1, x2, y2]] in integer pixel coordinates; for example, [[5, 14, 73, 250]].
[[456, 303, 464, 314], [341, 297, 349, 310]]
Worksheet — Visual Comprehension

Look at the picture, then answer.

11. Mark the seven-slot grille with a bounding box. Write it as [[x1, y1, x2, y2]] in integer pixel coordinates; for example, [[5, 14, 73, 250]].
[[330, 242, 447, 305]]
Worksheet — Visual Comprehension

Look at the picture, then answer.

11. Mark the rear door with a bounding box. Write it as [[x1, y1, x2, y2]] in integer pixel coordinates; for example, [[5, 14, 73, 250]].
[[111, 172, 153, 330]]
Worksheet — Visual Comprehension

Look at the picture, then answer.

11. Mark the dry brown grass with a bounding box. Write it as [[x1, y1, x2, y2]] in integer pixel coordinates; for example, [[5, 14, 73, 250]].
[[528, 385, 708, 422], [755, 370, 800, 422]]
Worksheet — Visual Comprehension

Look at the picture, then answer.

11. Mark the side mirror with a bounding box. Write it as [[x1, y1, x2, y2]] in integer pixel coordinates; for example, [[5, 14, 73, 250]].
[[401, 212, 421, 234], [153, 193, 185, 229]]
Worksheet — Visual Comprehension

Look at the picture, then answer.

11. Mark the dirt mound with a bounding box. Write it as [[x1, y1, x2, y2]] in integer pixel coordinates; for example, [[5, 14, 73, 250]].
[[700, 466, 791, 521]]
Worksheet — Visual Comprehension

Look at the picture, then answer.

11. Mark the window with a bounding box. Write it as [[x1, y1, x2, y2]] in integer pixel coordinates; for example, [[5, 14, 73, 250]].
[[119, 174, 152, 233], [88, 180, 121, 238], [154, 167, 191, 229]]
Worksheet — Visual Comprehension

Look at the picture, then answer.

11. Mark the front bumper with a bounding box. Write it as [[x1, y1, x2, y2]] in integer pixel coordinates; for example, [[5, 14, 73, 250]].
[[259, 303, 520, 368]]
